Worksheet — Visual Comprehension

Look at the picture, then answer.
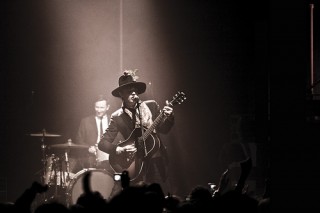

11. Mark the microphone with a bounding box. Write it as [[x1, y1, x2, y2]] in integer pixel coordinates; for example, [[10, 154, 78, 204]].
[[134, 96, 141, 108]]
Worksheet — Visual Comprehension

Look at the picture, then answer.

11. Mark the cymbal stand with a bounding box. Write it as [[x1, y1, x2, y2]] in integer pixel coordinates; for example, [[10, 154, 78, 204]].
[[40, 136, 47, 184], [54, 155, 69, 204], [47, 155, 64, 202], [64, 150, 71, 183], [50, 156, 60, 200], [39, 131, 49, 202]]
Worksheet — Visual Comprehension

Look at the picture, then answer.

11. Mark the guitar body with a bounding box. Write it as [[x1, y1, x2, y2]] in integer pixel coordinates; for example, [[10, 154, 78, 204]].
[[109, 128, 161, 181]]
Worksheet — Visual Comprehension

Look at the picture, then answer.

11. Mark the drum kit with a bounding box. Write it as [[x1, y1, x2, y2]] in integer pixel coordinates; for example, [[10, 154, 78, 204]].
[[29, 129, 116, 207]]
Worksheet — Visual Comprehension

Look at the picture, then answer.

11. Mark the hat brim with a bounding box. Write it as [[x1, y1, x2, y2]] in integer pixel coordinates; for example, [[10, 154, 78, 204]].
[[111, 82, 146, 97]]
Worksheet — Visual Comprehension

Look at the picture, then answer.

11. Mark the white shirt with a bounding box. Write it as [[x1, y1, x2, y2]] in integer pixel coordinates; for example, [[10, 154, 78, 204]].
[[95, 115, 109, 161]]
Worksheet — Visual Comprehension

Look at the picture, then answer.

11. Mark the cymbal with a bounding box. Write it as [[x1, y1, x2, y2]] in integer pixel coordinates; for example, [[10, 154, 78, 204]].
[[30, 133, 61, 137], [29, 129, 61, 137], [50, 142, 89, 149]]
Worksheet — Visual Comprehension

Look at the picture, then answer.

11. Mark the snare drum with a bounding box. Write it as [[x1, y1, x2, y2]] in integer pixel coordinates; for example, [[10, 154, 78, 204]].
[[66, 168, 115, 205]]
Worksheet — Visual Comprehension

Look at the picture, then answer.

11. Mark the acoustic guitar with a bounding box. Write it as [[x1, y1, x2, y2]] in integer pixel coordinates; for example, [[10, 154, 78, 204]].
[[109, 91, 186, 181]]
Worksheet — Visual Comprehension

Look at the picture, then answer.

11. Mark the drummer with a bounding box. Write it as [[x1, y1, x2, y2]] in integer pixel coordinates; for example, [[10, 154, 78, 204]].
[[72, 94, 113, 174]]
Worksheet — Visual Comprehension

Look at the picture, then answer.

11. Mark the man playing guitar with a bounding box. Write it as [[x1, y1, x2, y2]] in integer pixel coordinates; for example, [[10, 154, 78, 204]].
[[98, 70, 176, 194]]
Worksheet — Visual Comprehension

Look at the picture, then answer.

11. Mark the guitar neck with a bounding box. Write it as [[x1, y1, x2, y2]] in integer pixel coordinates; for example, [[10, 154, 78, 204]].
[[141, 111, 165, 141], [140, 91, 186, 141]]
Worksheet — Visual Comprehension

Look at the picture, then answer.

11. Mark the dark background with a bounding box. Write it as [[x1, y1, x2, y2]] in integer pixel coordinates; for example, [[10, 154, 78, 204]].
[[1, 0, 318, 210]]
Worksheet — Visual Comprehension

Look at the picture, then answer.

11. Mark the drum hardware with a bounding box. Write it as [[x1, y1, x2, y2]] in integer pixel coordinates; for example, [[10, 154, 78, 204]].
[[29, 128, 62, 137], [64, 151, 71, 180], [49, 139, 90, 172], [45, 153, 74, 187], [29, 128, 61, 202], [50, 141, 89, 149], [51, 155, 66, 202], [29, 128, 62, 180], [43, 152, 75, 205], [40, 139, 89, 203]]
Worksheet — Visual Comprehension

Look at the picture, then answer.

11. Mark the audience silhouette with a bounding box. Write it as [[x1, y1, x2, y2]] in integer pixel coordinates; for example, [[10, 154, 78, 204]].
[[1, 157, 269, 213]]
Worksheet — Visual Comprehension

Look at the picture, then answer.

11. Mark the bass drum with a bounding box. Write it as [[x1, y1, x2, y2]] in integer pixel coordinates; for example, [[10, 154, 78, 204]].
[[66, 168, 115, 205]]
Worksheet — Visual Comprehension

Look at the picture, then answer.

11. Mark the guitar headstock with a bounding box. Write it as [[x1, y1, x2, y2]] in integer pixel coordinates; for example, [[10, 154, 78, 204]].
[[168, 91, 187, 107]]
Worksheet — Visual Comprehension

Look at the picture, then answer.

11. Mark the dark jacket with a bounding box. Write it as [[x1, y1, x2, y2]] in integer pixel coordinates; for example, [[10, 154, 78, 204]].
[[76, 115, 99, 146]]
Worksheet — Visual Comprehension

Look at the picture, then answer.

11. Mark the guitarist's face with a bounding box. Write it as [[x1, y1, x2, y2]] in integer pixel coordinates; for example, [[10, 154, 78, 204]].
[[119, 86, 140, 108]]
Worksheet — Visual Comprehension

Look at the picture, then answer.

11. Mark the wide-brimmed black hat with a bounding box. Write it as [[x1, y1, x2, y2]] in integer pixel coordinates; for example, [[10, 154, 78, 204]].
[[111, 71, 146, 97]]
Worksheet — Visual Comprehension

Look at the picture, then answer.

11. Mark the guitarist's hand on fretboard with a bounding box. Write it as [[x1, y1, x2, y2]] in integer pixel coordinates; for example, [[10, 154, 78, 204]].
[[163, 104, 174, 118]]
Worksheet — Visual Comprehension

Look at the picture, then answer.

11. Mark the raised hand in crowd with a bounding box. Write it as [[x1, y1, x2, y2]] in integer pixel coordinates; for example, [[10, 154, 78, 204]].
[[213, 169, 230, 196], [73, 171, 108, 211], [235, 157, 252, 194]]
